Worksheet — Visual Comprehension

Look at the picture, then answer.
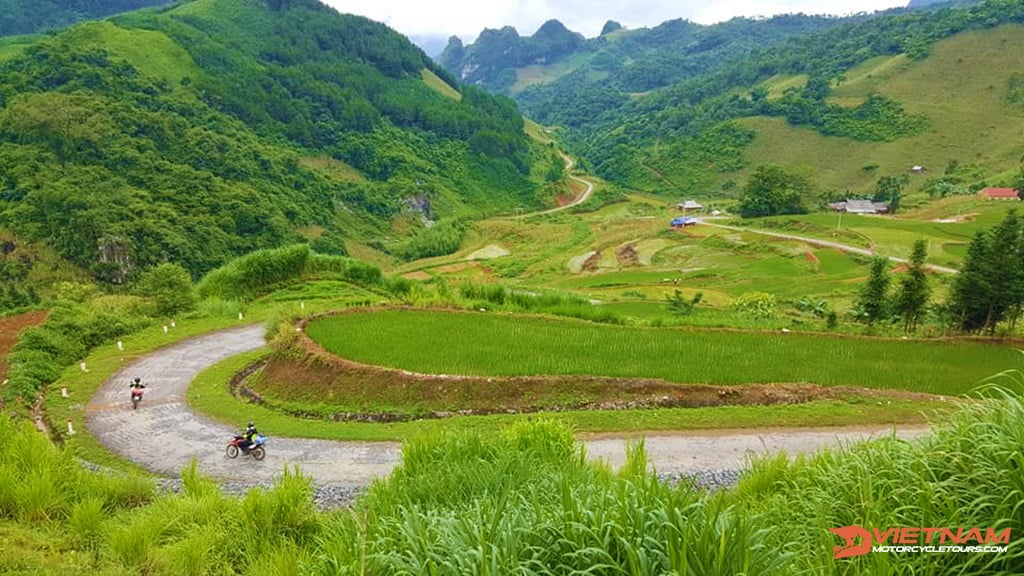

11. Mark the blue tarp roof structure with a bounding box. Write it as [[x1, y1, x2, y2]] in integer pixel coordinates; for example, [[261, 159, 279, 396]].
[[670, 217, 695, 226]]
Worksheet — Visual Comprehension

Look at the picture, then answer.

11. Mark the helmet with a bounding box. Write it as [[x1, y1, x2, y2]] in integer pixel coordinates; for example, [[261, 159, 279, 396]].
[[134, 377, 141, 384], [248, 421, 254, 427]]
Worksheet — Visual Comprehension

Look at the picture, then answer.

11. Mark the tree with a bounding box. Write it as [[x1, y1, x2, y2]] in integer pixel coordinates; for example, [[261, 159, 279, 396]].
[[134, 263, 197, 317], [1014, 164, 1024, 195], [873, 174, 908, 213], [855, 257, 890, 326], [983, 210, 1021, 334], [894, 239, 930, 332], [802, 75, 831, 101], [666, 290, 703, 316], [737, 165, 810, 218], [947, 230, 992, 333]]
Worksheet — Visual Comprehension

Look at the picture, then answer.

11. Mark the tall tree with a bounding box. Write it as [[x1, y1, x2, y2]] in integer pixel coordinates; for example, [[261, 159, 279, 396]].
[[856, 257, 891, 326], [737, 165, 810, 218], [948, 230, 992, 333], [984, 210, 1022, 334], [873, 174, 908, 213], [894, 239, 930, 332]]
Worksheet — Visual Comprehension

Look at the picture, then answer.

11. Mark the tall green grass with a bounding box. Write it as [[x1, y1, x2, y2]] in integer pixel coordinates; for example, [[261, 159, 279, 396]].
[[4, 393, 1024, 573], [0, 416, 155, 525], [319, 421, 788, 574], [740, 386, 1024, 573], [196, 244, 388, 301]]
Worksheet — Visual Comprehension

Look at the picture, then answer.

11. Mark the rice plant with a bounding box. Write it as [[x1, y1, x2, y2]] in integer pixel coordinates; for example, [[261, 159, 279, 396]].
[[306, 309, 1018, 394]]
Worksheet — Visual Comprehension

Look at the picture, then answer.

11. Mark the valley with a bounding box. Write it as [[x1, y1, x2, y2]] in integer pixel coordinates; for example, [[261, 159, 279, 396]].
[[2, 0, 1024, 573]]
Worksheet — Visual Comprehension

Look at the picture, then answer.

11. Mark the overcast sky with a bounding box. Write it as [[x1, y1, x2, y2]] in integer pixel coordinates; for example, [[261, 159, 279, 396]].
[[324, 0, 909, 42]]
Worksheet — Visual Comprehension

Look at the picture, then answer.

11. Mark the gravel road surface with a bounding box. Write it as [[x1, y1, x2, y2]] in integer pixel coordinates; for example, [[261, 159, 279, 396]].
[[86, 325, 929, 497]]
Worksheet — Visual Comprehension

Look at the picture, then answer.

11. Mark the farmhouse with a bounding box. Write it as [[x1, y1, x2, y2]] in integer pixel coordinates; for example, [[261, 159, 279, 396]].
[[979, 187, 1020, 200], [827, 199, 890, 214], [677, 200, 703, 211]]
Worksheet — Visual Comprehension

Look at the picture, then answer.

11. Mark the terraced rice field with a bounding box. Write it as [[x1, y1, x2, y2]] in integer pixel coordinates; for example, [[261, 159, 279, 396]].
[[306, 309, 1019, 395]]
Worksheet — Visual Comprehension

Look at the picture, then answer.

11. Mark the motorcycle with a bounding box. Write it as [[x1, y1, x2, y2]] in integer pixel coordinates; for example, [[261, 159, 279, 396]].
[[130, 387, 144, 410], [226, 434, 267, 461]]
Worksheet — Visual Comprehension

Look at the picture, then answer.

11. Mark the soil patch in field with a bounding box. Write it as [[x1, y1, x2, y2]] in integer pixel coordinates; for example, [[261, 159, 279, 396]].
[[616, 243, 639, 267], [567, 251, 597, 274], [0, 310, 47, 380]]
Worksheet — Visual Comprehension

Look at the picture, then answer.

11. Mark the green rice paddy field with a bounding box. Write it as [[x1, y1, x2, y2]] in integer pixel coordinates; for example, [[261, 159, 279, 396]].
[[306, 309, 1020, 395]]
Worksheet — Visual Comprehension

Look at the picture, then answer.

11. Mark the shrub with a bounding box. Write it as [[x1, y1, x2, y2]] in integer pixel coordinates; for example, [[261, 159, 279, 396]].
[[665, 289, 703, 316], [731, 292, 777, 318], [197, 245, 312, 301], [134, 263, 197, 317]]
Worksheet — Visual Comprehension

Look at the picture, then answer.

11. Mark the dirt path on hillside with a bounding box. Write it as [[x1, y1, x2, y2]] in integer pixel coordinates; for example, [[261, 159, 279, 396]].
[[515, 152, 595, 217], [85, 326, 929, 486], [698, 219, 959, 274]]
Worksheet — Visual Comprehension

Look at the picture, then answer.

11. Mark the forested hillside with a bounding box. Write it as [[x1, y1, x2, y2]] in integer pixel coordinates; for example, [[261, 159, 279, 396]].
[[0, 0, 172, 36], [0, 0, 558, 305], [440, 15, 850, 95], [517, 0, 1024, 199]]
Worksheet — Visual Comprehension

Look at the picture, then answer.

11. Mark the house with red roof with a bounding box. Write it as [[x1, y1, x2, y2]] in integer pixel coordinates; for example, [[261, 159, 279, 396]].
[[979, 187, 1020, 200]]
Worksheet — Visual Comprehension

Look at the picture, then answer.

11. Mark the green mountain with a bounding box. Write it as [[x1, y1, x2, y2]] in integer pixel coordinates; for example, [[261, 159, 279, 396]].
[[439, 15, 853, 95], [524, 0, 1024, 201], [0, 0, 560, 297], [439, 20, 585, 92], [0, 0, 173, 37]]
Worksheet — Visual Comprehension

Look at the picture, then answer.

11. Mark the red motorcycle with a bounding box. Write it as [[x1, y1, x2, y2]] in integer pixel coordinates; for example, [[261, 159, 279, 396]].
[[226, 434, 267, 460]]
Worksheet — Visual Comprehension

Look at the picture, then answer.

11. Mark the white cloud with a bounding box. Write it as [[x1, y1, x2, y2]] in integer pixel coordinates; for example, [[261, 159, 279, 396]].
[[323, 0, 908, 41]]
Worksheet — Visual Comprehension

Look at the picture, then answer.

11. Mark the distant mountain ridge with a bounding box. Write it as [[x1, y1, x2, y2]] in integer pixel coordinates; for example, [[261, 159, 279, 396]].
[[439, 14, 855, 94], [550, 0, 1024, 201], [439, 19, 585, 91], [0, 0, 172, 37]]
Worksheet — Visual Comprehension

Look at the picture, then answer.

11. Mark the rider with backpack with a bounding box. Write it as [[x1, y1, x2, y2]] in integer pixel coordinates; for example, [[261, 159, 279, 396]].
[[240, 421, 259, 451]]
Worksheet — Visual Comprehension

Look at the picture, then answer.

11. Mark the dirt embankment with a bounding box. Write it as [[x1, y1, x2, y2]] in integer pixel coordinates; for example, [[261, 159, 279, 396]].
[[0, 310, 47, 381]]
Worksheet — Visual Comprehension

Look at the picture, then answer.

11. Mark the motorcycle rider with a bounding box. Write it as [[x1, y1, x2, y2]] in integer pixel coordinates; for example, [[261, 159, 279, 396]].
[[129, 377, 146, 408], [240, 421, 259, 452]]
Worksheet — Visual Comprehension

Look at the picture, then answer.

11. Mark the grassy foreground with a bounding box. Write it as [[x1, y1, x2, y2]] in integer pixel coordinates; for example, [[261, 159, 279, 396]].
[[3, 390, 1024, 574], [307, 309, 1020, 395]]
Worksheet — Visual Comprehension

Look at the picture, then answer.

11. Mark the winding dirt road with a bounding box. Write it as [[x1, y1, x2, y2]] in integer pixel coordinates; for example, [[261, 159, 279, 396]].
[[86, 325, 928, 485], [500, 152, 594, 219], [531, 153, 595, 215], [699, 219, 959, 274]]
